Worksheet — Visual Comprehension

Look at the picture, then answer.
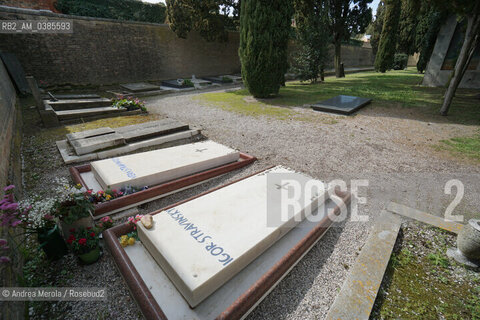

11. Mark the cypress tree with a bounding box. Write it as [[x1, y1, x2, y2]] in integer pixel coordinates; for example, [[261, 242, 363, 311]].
[[415, 6, 447, 73], [397, 0, 421, 55], [374, 0, 401, 72], [367, 1, 386, 57], [239, 0, 293, 98]]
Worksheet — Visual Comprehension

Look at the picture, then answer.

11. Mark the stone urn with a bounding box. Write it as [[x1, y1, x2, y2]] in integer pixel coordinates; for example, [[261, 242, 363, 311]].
[[457, 219, 480, 261]]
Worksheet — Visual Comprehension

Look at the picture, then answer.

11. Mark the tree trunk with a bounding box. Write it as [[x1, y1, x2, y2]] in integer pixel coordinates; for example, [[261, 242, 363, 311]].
[[440, 10, 480, 116], [334, 38, 342, 78]]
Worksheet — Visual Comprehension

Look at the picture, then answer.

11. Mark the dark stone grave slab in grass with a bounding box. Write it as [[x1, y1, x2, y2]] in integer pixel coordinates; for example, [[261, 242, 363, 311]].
[[311, 95, 371, 115]]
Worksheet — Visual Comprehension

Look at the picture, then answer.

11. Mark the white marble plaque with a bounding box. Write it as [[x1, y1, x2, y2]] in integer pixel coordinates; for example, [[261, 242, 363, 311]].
[[91, 141, 239, 190], [138, 166, 330, 307]]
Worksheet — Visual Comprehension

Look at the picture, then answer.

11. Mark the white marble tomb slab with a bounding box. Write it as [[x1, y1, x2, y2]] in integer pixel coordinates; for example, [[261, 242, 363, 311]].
[[91, 141, 239, 190], [137, 166, 331, 307]]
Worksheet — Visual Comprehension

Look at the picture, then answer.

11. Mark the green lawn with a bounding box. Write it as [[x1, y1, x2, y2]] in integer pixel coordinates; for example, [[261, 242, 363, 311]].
[[197, 68, 480, 125], [441, 134, 480, 161], [372, 224, 480, 320]]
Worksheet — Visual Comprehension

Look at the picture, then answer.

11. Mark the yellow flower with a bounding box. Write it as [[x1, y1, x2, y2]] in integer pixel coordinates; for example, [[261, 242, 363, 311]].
[[128, 237, 136, 246], [106, 195, 112, 201]]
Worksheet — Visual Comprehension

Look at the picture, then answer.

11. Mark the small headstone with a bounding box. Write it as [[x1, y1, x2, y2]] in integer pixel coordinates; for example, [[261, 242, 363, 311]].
[[311, 95, 371, 115]]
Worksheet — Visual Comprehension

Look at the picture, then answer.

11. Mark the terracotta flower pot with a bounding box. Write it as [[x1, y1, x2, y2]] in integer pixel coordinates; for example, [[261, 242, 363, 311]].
[[78, 246, 101, 264], [37, 225, 68, 260], [60, 215, 94, 240]]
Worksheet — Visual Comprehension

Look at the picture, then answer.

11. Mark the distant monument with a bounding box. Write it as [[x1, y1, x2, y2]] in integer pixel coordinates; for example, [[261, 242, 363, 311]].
[[422, 15, 480, 89]]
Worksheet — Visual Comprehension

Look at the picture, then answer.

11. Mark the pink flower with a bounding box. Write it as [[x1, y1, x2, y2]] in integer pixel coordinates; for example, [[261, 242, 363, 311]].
[[101, 216, 112, 223], [0, 239, 7, 247], [78, 238, 87, 245], [0, 256, 10, 264], [3, 185, 15, 192], [11, 220, 21, 227]]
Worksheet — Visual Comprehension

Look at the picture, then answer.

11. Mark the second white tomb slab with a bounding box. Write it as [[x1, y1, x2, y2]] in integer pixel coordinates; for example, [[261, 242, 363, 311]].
[[91, 140, 239, 190]]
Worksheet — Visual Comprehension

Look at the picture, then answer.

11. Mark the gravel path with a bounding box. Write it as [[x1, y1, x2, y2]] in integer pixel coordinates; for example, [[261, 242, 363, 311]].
[[143, 88, 480, 320], [21, 86, 479, 320]]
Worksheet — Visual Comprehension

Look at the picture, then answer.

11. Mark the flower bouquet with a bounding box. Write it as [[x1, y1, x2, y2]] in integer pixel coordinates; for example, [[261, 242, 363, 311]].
[[67, 227, 101, 264], [54, 183, 94, 233], [10, 186, 69, 260], [111, 96, 147, 112], [96, 216, 113, 231], [119, 214, 143, 247]]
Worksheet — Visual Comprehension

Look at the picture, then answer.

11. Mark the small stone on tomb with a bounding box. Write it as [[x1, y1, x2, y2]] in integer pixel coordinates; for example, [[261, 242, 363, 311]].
[[141, 214, 153, 229]]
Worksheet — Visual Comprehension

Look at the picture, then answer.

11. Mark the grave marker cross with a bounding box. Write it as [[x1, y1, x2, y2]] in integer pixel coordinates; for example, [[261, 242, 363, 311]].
[[275, 182, 290, 190]]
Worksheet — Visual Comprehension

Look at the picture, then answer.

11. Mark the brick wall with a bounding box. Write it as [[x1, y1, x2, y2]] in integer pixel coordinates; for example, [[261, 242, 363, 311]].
[[0, 7, 241, 86], [0, 58, 16, 189], [0, 0, 58, 12], [0, 51, 23, 320], [0, 6, 373, 87]]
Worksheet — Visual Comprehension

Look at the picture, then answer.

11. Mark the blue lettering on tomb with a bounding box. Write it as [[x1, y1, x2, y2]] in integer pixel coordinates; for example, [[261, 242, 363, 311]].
[[165, 207, 234, 266], [111, 158, 137, 179]]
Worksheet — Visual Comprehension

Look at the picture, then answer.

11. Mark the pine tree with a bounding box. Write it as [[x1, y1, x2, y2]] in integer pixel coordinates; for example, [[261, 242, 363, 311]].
[[374, 0, 401, 72], [239, 0, 293, 98], [326, 0, 373, 77]]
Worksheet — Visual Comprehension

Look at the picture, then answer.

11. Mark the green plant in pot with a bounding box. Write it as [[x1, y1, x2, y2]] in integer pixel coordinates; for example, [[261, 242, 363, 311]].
[[67, 227, 101, 264], [11, 187, 69, 260], [54, 184, 94, 235]]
